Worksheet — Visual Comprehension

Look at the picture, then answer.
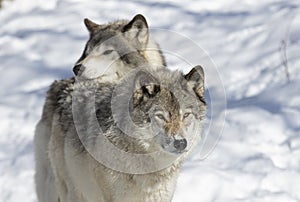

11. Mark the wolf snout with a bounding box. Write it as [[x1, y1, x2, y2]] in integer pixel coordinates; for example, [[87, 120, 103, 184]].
[[173, 137, 187, 152], [73, 64, 85, 75]]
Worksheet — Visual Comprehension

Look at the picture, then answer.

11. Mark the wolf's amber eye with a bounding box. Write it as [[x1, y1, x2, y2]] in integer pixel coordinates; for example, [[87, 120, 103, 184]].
[[183, 112, 191, 119], [103, 50, 114, 55]]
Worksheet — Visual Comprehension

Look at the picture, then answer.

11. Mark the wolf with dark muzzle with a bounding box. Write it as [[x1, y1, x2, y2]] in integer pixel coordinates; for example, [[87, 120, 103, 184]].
[[35, 63, 206, 201]]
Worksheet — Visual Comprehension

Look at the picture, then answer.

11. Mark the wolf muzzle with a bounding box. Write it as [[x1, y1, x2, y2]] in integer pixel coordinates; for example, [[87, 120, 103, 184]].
[[173, 138, 187, 152], [73, 64, 85, 75]]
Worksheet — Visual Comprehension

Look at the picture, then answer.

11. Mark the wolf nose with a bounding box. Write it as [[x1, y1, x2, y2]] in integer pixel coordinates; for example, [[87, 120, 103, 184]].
[[174, 138, 187, 151], [73, 64, 84, 75]]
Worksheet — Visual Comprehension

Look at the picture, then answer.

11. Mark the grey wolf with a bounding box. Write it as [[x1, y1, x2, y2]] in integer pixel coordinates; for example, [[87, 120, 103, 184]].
[[35, 64, 206, 201], [34, 14, 166, 202], [73, 14, 166, 80]]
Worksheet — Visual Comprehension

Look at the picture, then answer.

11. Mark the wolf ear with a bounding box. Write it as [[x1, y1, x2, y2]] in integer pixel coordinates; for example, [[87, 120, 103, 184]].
[[123, 14, 149, 47], [133, 71, 160, 106], [184, 65, 205, 102], [84, 18, 100, 34]]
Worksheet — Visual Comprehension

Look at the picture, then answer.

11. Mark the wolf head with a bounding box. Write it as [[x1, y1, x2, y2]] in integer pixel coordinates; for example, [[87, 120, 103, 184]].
[[112, 65, 206, 155], [73, 14, 166, 80]]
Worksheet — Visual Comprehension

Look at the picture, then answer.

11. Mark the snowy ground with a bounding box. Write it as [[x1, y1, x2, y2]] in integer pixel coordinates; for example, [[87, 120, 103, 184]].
[[1, 0, 300, 201]]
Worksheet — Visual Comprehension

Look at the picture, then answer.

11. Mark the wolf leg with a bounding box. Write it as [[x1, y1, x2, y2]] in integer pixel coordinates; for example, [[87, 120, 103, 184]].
[[34, 120, 59, 202]]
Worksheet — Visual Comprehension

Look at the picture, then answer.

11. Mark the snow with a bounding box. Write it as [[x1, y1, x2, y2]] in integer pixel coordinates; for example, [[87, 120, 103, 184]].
[[0, 0, 300, 201]]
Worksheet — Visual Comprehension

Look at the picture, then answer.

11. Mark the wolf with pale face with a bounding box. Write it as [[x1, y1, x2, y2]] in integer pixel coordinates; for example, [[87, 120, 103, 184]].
[[34, 14, 167, 202], [73, 14, 166, 80]]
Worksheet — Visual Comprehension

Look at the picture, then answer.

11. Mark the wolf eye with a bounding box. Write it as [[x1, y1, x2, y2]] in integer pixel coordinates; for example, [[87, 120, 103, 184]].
[[155, 114, 166, 121], [103, 50, 114, 55], [183, 112, 191, 119]]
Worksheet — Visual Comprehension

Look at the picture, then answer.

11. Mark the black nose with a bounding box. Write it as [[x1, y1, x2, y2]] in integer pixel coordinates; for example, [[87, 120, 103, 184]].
[[174, 138, 187, 151], [73, 64, 84, 75]]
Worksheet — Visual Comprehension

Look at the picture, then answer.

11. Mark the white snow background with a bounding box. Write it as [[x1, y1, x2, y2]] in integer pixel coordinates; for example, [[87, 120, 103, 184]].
[[0, 0, 300, 201]]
